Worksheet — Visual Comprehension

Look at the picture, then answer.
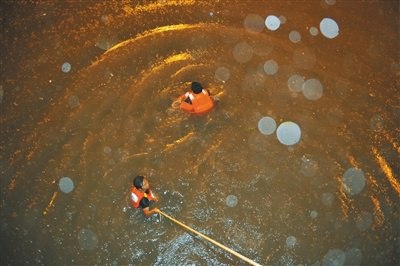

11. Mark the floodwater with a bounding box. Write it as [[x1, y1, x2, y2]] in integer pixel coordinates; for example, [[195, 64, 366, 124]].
[[1, 0, 399, 265]]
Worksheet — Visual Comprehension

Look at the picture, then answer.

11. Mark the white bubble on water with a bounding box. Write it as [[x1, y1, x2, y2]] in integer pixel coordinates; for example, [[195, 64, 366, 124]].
[[320, 18, 339, 39], [68, 95, 80, 109], [226, 195, 238, 207], [302, 78, 323, 100], [61, 62, 71, 73], [263, 59, 279, 75], [310, 26, 319, 36], [232, 42, 253, 63], [78, 228, 99, 251], [244, 14, 265, 34], [59, 177, 74, 194], [279, 15, 287, 24], [215, 67, 231, 82], [342, 168, 365, 196], [325, 0, 336, 6], [300, 157, 319, 177], [321, 192, 334, 207], [276, 121, 301, 146], [355, 211, 373, 231], [370, 114, 384, 131], [287, 74, 304, 92], [258, 116, 277, 135], [322, 249, 345, 266], [103, 146, 112, 154], [344, 247, 362, 266], [310, 210, 318, 219], [265, 15, 281, 31], [289, 30, 301, 43], [286, 236, 297, 248]]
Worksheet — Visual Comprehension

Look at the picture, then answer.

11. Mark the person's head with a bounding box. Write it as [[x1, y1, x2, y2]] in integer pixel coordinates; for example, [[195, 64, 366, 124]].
[[133, 175, 149, 190], [191, 82, 203, 94]]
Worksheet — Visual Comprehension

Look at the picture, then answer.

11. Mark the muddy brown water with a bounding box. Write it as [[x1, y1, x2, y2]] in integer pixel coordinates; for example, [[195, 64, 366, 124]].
[[1, 1, 399, 265]]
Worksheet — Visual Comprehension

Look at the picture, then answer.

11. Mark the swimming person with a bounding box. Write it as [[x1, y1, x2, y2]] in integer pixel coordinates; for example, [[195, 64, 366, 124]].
[[130, 175, 159, 217], [178, 82, 214, 115]]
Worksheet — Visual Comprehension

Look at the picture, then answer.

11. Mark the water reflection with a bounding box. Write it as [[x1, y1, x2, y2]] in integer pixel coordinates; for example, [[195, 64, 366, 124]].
[[1, 0, 399, 265]]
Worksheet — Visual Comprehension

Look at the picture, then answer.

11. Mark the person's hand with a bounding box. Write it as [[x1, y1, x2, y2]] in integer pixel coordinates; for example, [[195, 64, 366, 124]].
[[153, 207, 160, 214]]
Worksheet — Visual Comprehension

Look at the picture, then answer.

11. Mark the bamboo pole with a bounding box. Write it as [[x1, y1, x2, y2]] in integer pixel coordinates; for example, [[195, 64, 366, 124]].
[[157, 210, 262, 266]]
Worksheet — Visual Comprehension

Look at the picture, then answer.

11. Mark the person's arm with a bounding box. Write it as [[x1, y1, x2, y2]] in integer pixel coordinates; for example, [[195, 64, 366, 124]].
[[143, 207, 160, 217], [140, 197, 159, 217]]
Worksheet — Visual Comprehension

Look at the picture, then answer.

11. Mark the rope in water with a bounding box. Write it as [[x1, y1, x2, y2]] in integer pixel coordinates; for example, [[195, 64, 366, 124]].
[[157, 210, 262, 266]]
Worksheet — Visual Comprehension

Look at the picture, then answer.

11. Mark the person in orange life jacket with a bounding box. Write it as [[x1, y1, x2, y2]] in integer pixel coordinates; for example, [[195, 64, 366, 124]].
[[178, 82, 214, 115], [130, 175, 159, 217]]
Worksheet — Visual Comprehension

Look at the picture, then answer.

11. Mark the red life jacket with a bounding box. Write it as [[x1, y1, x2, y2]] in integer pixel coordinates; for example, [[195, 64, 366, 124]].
[[130, 187, 156, 208], [179, 89, 214, 115]]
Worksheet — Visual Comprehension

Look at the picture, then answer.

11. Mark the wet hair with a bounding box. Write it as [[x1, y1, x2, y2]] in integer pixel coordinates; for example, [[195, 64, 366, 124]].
[[133, 175, 144, 189], [191, 82, 203, 94]]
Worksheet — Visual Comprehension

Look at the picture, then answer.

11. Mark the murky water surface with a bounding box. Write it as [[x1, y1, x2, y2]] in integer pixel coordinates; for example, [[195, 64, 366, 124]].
[[1, 1, 399, 265]]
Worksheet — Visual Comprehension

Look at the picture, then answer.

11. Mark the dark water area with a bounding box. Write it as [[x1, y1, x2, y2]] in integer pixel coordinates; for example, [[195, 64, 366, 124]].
[[1, 0, 399, 265]]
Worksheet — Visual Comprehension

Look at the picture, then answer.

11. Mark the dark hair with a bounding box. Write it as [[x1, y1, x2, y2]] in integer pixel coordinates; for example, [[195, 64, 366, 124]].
[[133, 175, 144, 189], [191, 82, 203, 94]]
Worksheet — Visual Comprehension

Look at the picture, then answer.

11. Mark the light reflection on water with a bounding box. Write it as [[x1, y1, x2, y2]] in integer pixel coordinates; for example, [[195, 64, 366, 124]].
[[1, 0, 399, 265]]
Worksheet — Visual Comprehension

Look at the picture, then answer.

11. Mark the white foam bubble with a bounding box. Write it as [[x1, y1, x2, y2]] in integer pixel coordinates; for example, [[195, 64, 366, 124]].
[[59, 177, 74, 193], [322, 249, 345, 266], [61, 62, 71, 73], [232, 42, 253, 63], [321, 192, 334, 207], [68, 95, 80, 108], [226, 195, 238, 207], [325, 0, 336, 6], [302, 78, 323, 100], [344, 248, 362, 266], [289, 30, 301, 43], [300, 157, 319, 177], [276, 121, 301, 146], [320, 18, 339, 39], [258, 116, 277, 135], [279, 15, 287, 24], [244, 14, 265, 34], [265, 15, 281, 31], [287, 74, 304, 92], [370, 114, 384, 131], [263, 59, 279, 75], [342, 168, 366, 196], [103, 146, 112, 154], [215, 67, 231, 82], [309, 26, 319, 36], [310, 210, 318, 219], [78, 228, 99, 251], [286, 236, 297, 247], [355, 211, 373, 231]]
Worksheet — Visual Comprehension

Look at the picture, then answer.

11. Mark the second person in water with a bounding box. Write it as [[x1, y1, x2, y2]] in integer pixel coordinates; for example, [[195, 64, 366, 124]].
[[178, 82, 214, 115]]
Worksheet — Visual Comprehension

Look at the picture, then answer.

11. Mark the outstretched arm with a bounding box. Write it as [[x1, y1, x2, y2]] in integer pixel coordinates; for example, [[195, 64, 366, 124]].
[[143, 207, 160, 217]]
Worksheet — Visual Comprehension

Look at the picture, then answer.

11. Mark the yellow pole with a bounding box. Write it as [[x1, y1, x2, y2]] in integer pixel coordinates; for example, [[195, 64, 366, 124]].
[[157, 210, 262, 266]]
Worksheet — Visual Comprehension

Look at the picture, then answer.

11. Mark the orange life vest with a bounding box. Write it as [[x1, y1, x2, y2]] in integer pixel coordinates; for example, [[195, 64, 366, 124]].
[[179, 89, 214, 115], [130, 187, 156, 208]]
